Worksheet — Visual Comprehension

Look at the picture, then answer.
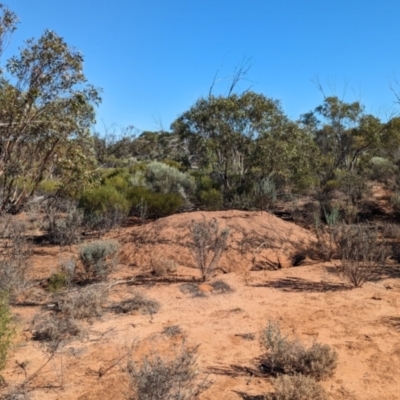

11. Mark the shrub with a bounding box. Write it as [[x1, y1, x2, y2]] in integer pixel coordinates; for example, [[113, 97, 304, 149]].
[[48, 272, 68, 293], [335, 224, 388, 288], [150, 256, 177, 276], [79, 240, 119, 282], [189, 218, 230, 281], [144, 161, 196, 199], [127, 344, 210, 400], [79, 185, 129, 233], [198, 188, 223, 210], [0, 292, 13, 377], [44, 204, 83, 246], [113, 293, 160, 316], [0, 221, 30, 295], [269, 374, 328, 400], [58, 285, 107, 319], [162, 325, 182, 337], [128, 186, 184, 219], [254, 177, 277, 212], [260, 321, 337, 380], [33, 314, 82, 351]]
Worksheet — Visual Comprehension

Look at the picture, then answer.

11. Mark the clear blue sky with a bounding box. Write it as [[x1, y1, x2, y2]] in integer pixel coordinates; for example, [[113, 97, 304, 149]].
[[4, 0, 400, 133]]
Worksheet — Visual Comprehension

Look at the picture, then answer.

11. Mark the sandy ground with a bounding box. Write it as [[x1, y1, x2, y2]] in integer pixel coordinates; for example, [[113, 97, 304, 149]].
[[1, 210, 400, 399]]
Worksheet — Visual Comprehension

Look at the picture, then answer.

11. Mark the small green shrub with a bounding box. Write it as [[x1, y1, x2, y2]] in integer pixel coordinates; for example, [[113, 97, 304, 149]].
[[128, 186, 184, 218], [0, 292, 13, 377], [48, 272, 68, 293], [260, 321, 337, 380], [269, 374, 328, 400], [38, 179, 61, 195], [79, 240, 119, 281], [254, 177, 277, 212], [79, 185, 129, 233], [198, 188, 223, 210]]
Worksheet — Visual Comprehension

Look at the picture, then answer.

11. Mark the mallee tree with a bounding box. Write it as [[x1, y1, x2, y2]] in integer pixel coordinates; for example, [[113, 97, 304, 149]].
[[0, 4, 101, 213]]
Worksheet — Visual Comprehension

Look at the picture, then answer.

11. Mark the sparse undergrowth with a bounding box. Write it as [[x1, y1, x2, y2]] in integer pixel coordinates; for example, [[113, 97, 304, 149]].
[[58, 285, 108, 320], [267, 374, 328, 400], [260, 321, 337, 380], [112, 293, 160, 316], [189, 218, 230, 281], [127, 343, 210, 400]]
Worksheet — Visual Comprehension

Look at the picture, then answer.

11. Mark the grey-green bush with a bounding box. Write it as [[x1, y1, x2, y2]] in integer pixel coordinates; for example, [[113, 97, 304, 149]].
[[269, 374, 328, 400], [127, 344, 210, 400], [79, 240, 119, 281], [144, 161, 196, 199], [260, 321, 337, 380]]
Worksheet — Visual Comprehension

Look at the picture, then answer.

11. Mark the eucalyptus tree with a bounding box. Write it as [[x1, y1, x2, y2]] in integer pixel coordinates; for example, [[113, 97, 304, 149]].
[[0, 4, 101, 213], [172, 91, 319, 201]]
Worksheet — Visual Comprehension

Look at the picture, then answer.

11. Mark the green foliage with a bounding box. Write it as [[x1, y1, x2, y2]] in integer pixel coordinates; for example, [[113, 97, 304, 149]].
[[79, 185, 129, 232], [254, 177, 277, 211], [0, 291, 13, 376], [37, 179, 61, 195], [144, 161, 196, 199], [127, 186, 184, 219], [0, 7, 101, 213], [48, 271, 68, 293], [80, 185, 130, 216], [79, 240, 119, 281], [198, 188, 224, 210], [173, 92, 319, 201]]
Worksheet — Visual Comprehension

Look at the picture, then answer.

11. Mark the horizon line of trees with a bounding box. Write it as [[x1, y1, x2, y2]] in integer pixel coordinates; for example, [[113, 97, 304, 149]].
[[1, 2, 400, 222]]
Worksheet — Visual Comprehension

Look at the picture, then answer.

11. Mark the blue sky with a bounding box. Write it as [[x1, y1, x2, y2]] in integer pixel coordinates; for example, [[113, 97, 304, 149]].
[[4, 1, 400, 133]]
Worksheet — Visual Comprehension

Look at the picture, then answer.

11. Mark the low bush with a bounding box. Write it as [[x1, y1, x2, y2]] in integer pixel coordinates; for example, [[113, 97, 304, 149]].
[[48, 272, 68, 293], [79, 240, 119, 282], [127, 344, 210, 400], [162, 325, 182, 337], [198, 188, 223, 210], [58, 285, 107, 319], [335, 224, 388, 287], [113, 293, 160, 316], [79, 185, 129, 233], [144, 161, 196, 199], [260, 321, 337, 380], [0, 221, 31, 295], [45, 204, 83, 246], [33, 314, 82, 351], [268, 374, 328, 400], [189, 218, 230, 281], [128, 186, 184, 219], [150, 256, 177, 276]]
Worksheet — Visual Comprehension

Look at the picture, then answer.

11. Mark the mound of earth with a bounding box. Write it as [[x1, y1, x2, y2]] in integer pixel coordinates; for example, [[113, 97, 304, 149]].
[[119, 210, 317, 278]]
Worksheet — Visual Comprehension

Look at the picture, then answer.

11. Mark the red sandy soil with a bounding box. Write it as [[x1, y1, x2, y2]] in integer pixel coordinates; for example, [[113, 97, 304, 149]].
[[1, 210, 400, 399]]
